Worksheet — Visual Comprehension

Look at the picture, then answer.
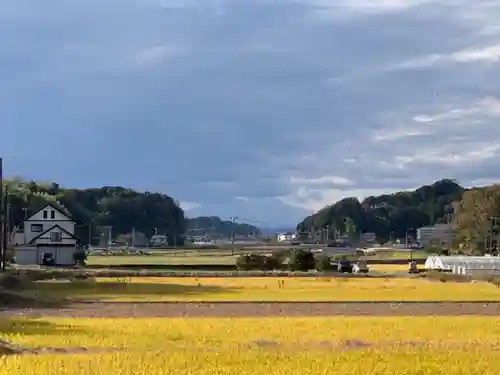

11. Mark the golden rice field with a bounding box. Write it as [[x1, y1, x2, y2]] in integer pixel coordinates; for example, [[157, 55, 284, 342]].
[[1, 317, 500, 375], [369, 264, 412, 272], [26, 276, 500, 302]]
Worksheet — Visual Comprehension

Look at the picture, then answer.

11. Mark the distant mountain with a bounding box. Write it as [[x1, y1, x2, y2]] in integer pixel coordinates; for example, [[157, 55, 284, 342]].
[[186, 216, 261, 238], [297, 179, 465, 243]]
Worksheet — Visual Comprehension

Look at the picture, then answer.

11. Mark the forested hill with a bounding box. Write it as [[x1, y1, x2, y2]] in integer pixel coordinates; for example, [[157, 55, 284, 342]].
[[453, 184, 500, 251], [5, 178, 185, 245], [297, 179, 465, 243], [186, 216, 261, 237]]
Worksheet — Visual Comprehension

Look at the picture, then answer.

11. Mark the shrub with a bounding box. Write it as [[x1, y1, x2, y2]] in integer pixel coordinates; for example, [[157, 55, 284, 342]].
[[489, 277, 500, 288], [263, 253, 284, 270], [315, 255, 333, 271], [271, 248, 290, 261], [236, 254, 264, 270], [288, 249, 315, 271], [236, 252, 286, 271]]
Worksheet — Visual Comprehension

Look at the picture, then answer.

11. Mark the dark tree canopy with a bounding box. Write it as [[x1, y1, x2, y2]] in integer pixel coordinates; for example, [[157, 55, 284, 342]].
[[5, 178, 185, 246], [297, 179, 465, 243]]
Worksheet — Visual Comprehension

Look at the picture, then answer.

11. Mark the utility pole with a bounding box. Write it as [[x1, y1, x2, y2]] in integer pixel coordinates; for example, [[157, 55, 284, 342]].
[[230, 216, 237, 256], [2, 191, 8, 272], [0, 157, 4, 272], [132, 227, 136, 247], [405, 228, 411, 248], [325, 225, 330, 245]]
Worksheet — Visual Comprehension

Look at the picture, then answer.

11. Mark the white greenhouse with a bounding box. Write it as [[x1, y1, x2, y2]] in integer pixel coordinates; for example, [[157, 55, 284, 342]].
[[424, 255, 500, 276]]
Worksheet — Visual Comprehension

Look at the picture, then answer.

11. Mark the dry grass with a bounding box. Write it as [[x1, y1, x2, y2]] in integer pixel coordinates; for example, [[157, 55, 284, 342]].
[[24, 276, 500, 302], [369, 264, 413, 273], [1, 317, 500, 374], [87, 255, 238, 266]]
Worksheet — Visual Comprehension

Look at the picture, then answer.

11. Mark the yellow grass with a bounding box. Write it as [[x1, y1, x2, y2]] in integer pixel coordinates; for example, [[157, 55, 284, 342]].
[[26, 276, 500, 302], [87, 255, 238, 266], [369, 264, 412, 272], [1, 317, 500, 374]]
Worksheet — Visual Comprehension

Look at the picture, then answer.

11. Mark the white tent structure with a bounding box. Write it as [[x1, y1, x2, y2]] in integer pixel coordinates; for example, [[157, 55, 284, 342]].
[[424, 255, 500, 276]]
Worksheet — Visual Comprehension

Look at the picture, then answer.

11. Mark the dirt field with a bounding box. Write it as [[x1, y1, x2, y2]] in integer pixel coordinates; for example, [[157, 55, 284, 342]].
[[2, 301, 500, 318]]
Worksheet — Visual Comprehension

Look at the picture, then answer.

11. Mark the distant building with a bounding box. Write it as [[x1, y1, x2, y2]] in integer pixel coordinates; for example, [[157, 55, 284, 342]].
[[277, 232, 297, 242], [13, 203, 80, 265], [417, 224, 452, 246]]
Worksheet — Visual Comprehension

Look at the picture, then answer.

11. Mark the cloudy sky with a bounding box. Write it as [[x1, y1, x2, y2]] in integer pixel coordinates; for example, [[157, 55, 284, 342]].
[[2, 0, 500, 226]]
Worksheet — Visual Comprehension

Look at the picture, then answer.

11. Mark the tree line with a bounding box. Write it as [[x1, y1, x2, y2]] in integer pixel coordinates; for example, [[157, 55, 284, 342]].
[[296, 179, 500, 252], [4, 178, 260, 246]]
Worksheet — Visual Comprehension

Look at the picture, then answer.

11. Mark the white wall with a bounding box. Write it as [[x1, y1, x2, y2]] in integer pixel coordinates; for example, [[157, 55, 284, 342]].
[[14, 247, 38, 265], [17, 206, 75, 245]]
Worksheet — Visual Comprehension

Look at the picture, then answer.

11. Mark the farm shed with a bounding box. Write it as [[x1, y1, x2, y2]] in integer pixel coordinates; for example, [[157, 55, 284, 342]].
[[424, 255, 500, 276]]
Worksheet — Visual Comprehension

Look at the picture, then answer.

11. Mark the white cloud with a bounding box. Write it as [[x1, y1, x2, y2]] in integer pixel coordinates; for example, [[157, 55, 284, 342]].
[[290, 175, 353, 186], [452, 44, 500, 63], [131, 44, 190, 66], [393, 44, 500, 70], [279, 186, 396, 211], [373, 127, 433, 141], [4, 0, 500, 226], [234, 196, 249, 201]]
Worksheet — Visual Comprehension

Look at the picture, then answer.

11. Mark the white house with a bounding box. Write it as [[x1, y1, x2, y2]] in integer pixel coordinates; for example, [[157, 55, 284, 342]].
[[13, 203, 80, 266], [277, 232, 297, 242]]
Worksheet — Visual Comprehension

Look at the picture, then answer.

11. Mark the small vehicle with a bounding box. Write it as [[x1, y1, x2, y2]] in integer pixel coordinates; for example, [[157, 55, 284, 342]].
[[335, 259, 353, 273], [41, 252, 56, 266], [353, 261, 369, 274]]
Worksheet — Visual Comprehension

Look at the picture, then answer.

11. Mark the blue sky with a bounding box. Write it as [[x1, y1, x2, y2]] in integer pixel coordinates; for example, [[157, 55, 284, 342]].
[[2, 0, 500, 227]]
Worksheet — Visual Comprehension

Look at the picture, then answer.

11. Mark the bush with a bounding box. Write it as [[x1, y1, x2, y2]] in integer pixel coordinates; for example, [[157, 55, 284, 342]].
[[236, 252, 286, 271], [271, 248, 290, 260], [489, 277, 500, 288], [288, 249, 315, 271], [236, 254, 265, 270], [315, 255, 333, 271], [264, 253, 284, 270]]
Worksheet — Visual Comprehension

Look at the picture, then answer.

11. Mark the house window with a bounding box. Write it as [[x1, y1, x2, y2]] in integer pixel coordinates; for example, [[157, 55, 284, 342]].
[[51, 210, 55, 219], [43, 211, 48, 219], [50, 231, 63, 242], [31, 224, 43, 232]]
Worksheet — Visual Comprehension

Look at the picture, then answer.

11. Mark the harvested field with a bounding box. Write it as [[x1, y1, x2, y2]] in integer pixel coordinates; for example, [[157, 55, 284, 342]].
[[3, 301, 500, 317], [24, 276, 500, 302], [1, 316, 500, 374]]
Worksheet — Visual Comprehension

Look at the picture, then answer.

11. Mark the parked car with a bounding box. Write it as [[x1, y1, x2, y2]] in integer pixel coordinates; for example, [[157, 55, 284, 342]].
[[353, 261, 369, 274], [41, 252, 56, 266], [335, 259, 353, 273]]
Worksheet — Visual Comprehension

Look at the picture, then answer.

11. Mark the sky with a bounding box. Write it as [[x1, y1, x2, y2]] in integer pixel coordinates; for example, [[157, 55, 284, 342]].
[[1, 0, 500, 227]]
